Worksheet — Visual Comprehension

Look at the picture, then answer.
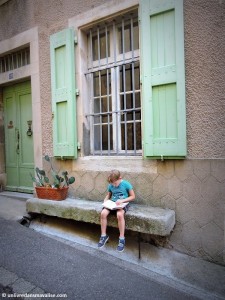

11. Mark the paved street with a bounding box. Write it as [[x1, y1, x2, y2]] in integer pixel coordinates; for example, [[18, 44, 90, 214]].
[[0, 217, 202, 300], [0, 193, 224, 300]]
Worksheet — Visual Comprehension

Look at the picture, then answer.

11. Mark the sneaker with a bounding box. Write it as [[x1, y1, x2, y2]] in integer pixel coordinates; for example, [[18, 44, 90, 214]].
[[117, 238, 125, 252], [98, 235, 109, 248]]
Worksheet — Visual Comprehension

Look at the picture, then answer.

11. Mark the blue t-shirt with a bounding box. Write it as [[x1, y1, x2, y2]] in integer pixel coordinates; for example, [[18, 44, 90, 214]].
[[108, 180, 133, 202]]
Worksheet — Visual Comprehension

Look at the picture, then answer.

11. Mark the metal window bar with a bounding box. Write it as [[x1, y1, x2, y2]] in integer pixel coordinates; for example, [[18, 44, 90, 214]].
[[105, 24, 111, 155], [113, 19, 119, 155], [85, 56, 139, 75], [90, 30, 93, 70], [89, 29, 94, 155], [132, 63, 137, 155], [105, 24, 109, 65], [121, 17, 128, 154], [97, 27, 101, 66], [86, 107, 141, 117], [130, 15, 134, 60], [98, 70, 103, 154], [130, 16, 137, 154], [107, 69, 111, 155]]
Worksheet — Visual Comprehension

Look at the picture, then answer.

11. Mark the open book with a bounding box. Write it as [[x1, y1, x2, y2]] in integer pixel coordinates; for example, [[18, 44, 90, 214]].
[[102, 200, 128, 210]]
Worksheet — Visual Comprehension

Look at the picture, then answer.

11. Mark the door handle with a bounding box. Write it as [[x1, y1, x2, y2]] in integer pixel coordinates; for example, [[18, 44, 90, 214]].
[[16, 129, 20, 154]]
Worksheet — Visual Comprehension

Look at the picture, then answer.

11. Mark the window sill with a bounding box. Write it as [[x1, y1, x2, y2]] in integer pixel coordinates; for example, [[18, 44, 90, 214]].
[[73, 156, 157, 174]]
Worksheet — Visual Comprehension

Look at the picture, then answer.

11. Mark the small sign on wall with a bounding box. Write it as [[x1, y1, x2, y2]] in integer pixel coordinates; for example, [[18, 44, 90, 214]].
[[9, 73, 13, 80]]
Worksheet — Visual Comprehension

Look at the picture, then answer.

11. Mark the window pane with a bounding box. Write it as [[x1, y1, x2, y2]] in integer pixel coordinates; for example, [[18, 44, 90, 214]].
[[134, 62, 140, 90], [133, 21, 139, 51], [94, 97, 112, 123], [101, 97, 108, 113], [94, 125, 101, 150], [121, 96, 141, 122], [101, 70, 111, 96], [120, 63, 140, 93], [118, 23, 131, 53], [93, 70, 111, 97], [123, 64, 132, 91], [94, 124, 113, 151], [118, 19, 139, 54], [94, 115, 100, 124], [102, 124, 113, 150], [92, 31, 110, 60], [135, 92, 141, 109], [136, 122, 142, 149], [121, 122, 142, 151], [94, 98, 100, 114], [93, 72, 99, 97], [121, 123, 132, 150], [94, 97, 112, 114]]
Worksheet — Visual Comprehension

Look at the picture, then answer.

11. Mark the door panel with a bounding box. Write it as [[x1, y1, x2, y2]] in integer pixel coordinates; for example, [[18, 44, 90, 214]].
[[18, 91, 34, 190], [5, 95, 17, 164], [3, 81, 34, 193], [4, 93, 18, 189]]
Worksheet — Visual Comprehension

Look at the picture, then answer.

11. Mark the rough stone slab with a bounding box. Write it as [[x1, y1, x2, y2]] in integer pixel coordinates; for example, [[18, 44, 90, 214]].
[[11, 278, 36, 294], [26, 198, 175, 236], [0, 267, 18, 286]]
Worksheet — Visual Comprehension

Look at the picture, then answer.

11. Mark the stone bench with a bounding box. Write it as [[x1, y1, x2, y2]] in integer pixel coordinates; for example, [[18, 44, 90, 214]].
[[26, 198, 175, 258]]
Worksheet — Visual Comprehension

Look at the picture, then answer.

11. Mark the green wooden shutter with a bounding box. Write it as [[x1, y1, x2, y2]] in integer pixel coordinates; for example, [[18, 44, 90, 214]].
[[50, 28, 77, 158], [140, 0, 186, 158]]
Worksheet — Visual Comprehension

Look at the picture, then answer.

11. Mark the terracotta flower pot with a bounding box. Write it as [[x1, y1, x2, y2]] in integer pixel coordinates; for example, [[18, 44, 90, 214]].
[[35, 186, 69, 201]]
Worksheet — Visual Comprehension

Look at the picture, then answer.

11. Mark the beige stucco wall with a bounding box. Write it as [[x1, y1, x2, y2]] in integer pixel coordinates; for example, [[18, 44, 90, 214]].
[[0, 0, 224, 264], [184, 0, 225, 158]]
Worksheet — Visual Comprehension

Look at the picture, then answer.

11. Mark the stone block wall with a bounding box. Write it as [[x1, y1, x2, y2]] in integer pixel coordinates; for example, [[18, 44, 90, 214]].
[[48, 157, 225, 265]]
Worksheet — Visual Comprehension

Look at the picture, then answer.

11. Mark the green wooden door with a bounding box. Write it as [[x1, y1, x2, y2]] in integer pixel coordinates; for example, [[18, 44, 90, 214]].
[[3, 81, 34, 193]]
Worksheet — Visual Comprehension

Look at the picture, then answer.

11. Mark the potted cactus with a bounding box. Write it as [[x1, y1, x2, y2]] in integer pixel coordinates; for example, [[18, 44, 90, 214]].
[[30, 155, 75, 200]]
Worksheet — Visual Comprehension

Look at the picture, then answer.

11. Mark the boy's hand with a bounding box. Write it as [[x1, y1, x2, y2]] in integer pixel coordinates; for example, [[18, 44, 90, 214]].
[[116, 200, 123, 206]]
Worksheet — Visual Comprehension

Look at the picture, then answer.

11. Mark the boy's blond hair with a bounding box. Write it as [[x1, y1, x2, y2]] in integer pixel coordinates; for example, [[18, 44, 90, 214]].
[[108, 169, 121, 183]]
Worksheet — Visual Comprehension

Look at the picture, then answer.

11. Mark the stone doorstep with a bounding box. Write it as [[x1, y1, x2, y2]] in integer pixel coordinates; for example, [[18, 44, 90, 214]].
[[26, 198, 175, 237]]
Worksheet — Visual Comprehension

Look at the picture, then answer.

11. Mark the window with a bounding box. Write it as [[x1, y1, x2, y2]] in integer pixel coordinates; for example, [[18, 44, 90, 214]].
[[0, 47, 30, 73], [85, 10, 141, 156], [50, 1, 186, 159]]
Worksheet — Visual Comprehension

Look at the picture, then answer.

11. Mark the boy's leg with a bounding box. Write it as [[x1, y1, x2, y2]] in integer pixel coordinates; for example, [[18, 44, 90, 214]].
[[116, 209, 126, 252], [98, 208, 110, 248], [100, 208, 110, 235], [117, 209, 125, 238]]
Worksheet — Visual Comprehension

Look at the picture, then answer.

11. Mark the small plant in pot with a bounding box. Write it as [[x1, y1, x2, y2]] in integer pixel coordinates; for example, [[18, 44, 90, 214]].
[[30, 155, 75, 201]]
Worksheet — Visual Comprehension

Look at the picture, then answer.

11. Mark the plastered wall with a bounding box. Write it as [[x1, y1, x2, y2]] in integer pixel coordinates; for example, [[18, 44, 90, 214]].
[[0, 0, 224, 158], [184, 0, 225, 158]]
